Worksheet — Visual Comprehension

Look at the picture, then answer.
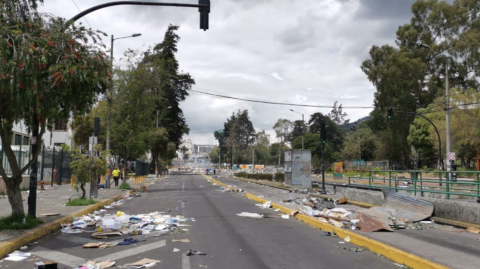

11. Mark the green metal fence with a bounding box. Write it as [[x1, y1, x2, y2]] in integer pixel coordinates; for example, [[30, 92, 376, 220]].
[[347, 170, 480, 200], [0, 146, 32, 175]]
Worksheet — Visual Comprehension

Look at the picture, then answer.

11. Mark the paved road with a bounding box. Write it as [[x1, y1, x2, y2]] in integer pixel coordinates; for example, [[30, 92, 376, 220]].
[[2, 173, 397, 269]]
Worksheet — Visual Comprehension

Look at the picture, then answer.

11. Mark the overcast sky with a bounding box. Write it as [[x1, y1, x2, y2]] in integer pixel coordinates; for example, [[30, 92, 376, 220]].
[[39, 0, 417, 145]]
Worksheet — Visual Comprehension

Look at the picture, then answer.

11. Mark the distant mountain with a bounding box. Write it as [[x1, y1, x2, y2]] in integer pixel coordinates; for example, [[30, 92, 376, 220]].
[[342, 116, 369, 131]]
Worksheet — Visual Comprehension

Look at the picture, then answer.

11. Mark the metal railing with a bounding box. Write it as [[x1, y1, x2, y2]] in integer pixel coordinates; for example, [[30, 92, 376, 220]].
[[347, 170, 480, 200]]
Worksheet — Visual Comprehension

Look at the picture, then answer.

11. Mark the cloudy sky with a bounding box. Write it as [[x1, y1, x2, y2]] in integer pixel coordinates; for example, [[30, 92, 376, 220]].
[[39, 0, 418, 145]]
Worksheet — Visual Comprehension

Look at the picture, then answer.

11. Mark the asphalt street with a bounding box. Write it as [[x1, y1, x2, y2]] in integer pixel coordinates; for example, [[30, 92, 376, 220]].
[[1, 172, 398, 269]]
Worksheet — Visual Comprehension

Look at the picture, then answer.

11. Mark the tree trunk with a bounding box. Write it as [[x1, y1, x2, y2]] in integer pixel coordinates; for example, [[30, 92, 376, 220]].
[[80, 182, 86, 199], [5, 175, 24, 216]]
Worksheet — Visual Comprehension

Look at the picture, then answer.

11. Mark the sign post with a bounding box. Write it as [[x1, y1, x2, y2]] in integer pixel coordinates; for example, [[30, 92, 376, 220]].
[[334, 162, 343, 179]]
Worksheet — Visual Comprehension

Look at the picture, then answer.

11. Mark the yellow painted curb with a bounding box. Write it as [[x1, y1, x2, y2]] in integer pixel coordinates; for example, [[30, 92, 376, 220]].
[[431, 217, 480, 230], [243, 194, 449, 269], [0, 194, 125, 259]]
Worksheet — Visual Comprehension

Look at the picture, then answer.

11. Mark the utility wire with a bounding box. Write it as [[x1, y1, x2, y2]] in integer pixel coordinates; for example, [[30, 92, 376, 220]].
[[190, 88, 374, 109], [71, 0, 92, 29]]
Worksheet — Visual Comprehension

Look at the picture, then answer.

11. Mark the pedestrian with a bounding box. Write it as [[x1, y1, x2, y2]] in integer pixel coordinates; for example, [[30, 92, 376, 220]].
[[112, 167, 121, 187], [214, 169, 216, 175]]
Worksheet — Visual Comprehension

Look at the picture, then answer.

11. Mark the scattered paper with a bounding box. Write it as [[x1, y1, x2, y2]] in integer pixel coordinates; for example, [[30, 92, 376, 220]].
[[344, 236, 351, 242], [281, 214, 289, 219], [467, 227, 480, 234], [173, 248, 180, 252], [124, 258, 160, 267], [172, 239, 190, 243], [236, 212, 264, 219]]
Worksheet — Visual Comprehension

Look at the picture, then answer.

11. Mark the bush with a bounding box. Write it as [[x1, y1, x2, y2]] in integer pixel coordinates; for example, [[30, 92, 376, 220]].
[[0, 214, 43, 230], [66, 198, 97, 206], [274, 173, 285, 182], [119, 183, 131, 190], [236, 172, 273, 180], [373, 167, 381, 171]]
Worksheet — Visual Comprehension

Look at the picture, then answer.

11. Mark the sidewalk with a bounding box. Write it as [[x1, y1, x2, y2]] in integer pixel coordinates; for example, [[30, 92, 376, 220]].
[[0, 175, 161, 244], [212, 174, 480, 269]]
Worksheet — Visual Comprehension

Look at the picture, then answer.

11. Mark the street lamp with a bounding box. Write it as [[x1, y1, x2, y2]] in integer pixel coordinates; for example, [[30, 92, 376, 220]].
[[105, 33, 141, 188], [106, 33, 142, 152], [420, 43, 460, 172], [289, 109, 304, 149]]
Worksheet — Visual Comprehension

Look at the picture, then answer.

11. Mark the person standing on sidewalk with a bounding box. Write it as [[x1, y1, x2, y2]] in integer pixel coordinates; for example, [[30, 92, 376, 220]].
[[112, 167, 121, 187]]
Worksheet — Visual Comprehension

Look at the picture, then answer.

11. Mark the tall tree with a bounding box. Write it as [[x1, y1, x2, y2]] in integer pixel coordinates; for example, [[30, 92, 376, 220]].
[[0, 0, 109, 215], [328, 101, 349, 126], [224, 110, 256, 165], [308, 112, 345, 154], [273, 119, 293, 166]]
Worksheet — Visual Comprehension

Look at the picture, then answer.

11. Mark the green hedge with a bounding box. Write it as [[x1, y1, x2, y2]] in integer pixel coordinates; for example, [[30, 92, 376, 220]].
[[236, 172, 273, 180], [274, 173, 284, 182]]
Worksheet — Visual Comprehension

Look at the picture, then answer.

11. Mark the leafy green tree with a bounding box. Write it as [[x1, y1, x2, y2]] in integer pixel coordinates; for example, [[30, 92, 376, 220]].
[[0, 0, 109, 215], [70, 148, 106, 199], [71, 102, 108, 151], [269, 142, 290, 166], [328, 101, 349, 126], [342, 128, 377, 161], [224, 110, 256, 165], [273, 119, 293, 165], [290, 120, 306, 146], [308, 112, 345, 154], [142, 25, 193, 149], [209, 146, 220, 164]]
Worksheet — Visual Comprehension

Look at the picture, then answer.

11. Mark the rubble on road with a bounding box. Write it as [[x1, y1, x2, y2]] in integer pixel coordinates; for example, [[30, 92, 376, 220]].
[[236, 212, 264, 219]]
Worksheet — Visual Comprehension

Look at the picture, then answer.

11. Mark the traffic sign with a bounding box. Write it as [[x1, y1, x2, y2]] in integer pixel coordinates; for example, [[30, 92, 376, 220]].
[[448, 152, 456, 161]]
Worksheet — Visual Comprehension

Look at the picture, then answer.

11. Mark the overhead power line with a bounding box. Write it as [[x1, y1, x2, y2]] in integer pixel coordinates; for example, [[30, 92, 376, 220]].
[[71, 0, 92, 29], [190, 88, 374, 109]]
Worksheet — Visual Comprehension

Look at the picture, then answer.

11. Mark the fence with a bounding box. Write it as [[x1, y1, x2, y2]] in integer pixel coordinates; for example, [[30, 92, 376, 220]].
[[347, 170, 480, 200], [343, 160, 389, 171], [0, 145, 72, 185]]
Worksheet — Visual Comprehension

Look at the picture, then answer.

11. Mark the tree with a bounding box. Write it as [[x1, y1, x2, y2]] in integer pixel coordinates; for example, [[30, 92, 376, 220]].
[[361, 0, 480, 168], [142, 25, 193, 149], [209, 146, 220, 164], [290, 120, 306, 146], [342, 128, 377, 162], [110, 65, 155, 180], [0, 0, 109, 215], [71, 102, 108, 151], [273, 119, 293, 165], [223, 110, 256, 165], [308, 113, 345, 154], [328, 101, 349, 126], [70, 148, 106, 199]]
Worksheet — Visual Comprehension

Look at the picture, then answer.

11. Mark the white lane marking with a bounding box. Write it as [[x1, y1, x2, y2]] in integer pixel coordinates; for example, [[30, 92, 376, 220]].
[[96, 240, 166, 261], [181, 201, 185, 209], [32, 240, 166, 267], [182, 180, 185, 192], [182, 254, 191, 269], [57, 233, 101, 245], [32, 247, 86, 267]]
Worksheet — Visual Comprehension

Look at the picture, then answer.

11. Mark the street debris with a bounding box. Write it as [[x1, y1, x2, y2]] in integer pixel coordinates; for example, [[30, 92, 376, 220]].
[[236, 212, 264, 219], [4, 251, 31, 261], [34, 260, 58, 269], [281, 214, 290, 219], [173, 248, 180, 252], [80, 260, 115, 269], [186, 249, 207, 256], [172, 239, 190, 243], [255, 200, 272, 209], [123, 258, 160, 268]]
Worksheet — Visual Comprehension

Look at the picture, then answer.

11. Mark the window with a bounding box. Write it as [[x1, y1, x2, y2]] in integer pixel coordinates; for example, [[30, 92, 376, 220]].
[[23, 136, 29, 146], [54, 118, 68, 131], [14, 134, 22, 145]]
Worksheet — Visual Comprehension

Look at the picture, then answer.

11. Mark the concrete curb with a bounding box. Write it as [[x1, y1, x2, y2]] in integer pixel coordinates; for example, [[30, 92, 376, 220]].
[[204, 175, 449, 269], [0, 194, 124, 259]]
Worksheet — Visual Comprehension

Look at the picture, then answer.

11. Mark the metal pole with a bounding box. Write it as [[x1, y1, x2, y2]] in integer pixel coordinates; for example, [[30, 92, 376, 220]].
[[58, 149, 63, 186], [301, 114, 304, 149], [40, 145, 45, 184], [105, 34, 114, 188], [27, 116, 39, 218], [445, 61, 451, 172], [321, 142, 326, 194], [51, 147, 55, 187], [252, 146, 255, 172]]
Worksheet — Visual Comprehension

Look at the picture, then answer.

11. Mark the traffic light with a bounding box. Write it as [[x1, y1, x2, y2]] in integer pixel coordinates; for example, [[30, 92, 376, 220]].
[[94, 117, 100, 136], [199, 0, 210, 31], [387, 107, 393, 119], [320, 121, 326, 144]]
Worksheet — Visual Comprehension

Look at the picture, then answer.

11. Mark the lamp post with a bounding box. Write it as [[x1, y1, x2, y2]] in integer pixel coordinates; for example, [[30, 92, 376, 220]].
[[105, 33, 141, 187], [289, 109, 304, 149], [420, 44, 460, 172]]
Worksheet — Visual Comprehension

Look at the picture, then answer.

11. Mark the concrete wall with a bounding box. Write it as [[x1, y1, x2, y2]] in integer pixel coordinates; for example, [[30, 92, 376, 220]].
[[343, 187, 480, 224], [342, 188, 385, 206], [422, 197, 480, 224]]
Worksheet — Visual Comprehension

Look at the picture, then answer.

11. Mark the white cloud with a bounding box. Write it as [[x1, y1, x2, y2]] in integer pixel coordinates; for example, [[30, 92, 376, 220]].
[[39, 0, 415, 144]]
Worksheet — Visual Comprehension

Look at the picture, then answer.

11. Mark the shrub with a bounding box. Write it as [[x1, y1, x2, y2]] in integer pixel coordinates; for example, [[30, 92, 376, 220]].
[[236, 172, 273, 180], [0, 214, 43, 230], [274, 173, 285, 182], [66, 198, 97, 206], [373, 167, 381, 171], [119, 182, 131, 190]]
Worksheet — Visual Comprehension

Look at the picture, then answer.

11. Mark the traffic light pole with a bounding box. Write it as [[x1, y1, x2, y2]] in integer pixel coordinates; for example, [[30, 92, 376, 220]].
[[391, 109, 443, 186], [321, 142, 326, 194], [67, 1, 210, 30]]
